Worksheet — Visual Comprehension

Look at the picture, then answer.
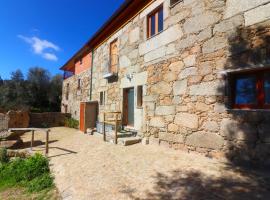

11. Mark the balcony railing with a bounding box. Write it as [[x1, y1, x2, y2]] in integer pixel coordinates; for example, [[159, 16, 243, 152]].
[[63, 71, 75, 80]]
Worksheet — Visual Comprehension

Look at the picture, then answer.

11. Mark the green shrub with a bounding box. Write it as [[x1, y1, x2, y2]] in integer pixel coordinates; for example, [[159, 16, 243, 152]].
[[23, 154, 50, 181], [65, 118, 79, 129], [27, 173, 54, 192], [0, 148, 9, 164], [0, 154, 54, 192]]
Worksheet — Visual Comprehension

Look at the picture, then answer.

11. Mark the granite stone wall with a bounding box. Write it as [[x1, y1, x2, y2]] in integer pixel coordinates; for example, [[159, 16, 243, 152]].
[[62, 70, 91, 120], [62, 0, 270, 165]]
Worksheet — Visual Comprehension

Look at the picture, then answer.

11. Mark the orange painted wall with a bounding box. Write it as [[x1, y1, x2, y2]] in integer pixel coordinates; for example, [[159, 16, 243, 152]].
[[75, 52, 92, 75]]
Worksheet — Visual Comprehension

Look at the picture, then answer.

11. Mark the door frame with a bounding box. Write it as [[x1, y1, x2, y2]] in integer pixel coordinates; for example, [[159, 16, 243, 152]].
[[122, 87, 135, 127]]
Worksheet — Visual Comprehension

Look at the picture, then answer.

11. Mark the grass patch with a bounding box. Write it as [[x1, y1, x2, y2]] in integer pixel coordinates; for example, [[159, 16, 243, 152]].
[[0, 152, 58, 199], [0, 187, 59, 200]]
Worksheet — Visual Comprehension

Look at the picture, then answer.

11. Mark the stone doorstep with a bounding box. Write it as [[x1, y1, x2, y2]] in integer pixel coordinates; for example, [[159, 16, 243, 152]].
[[92, 130, 141, 146], [117, 136, 142, 146]]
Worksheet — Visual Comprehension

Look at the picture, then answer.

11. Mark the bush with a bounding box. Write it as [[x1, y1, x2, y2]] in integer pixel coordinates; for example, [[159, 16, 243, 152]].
[[0, 154, 54, 192], [0, 148, 9, 164], [28, 173, 54, 192], [65, 118, 79, 129]]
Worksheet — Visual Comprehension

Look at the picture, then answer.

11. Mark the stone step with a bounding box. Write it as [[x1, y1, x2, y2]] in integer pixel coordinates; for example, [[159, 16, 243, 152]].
[[117, 136, 142, 146], [123, 126, 137, 133], [86, 128, 96, 135], [107, 131, 136, 138]]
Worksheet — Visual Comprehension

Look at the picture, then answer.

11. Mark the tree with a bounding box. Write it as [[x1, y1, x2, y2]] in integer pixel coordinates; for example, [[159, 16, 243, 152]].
[[0, 75, 3, 86], [0, 70, 28, 110], [27, 67, 51, 111], [0, 67, 63, 112], [48, 74, 63, 112], [10, 69, 24, 82]]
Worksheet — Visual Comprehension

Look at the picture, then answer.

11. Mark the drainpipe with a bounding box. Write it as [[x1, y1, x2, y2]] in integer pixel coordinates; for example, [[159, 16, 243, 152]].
[[90, 49, 94, 101]]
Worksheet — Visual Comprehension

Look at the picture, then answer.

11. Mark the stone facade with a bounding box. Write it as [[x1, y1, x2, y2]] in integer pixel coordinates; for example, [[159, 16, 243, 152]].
[[62, 0, 270, 165], [62, 70, 91, 120]]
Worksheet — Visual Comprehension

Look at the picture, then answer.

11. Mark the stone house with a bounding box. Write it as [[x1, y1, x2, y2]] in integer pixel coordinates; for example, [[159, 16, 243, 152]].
[[61, 0, 270, 165]]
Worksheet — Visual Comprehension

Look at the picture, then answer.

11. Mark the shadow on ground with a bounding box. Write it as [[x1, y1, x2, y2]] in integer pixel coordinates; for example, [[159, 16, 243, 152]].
[[122, 168, 270, 200], [48, 146, 78, 158]]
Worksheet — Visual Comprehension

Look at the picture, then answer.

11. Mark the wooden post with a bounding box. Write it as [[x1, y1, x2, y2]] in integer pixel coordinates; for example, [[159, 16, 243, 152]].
[[31, 130, 34, 150], [45, 130, 49, 155], [115, 113, 118, 144], [103, 113, 106, 142]]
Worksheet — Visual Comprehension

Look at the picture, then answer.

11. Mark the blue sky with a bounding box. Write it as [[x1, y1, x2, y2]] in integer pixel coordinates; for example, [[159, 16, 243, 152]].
[[0, 0, 124, 79]]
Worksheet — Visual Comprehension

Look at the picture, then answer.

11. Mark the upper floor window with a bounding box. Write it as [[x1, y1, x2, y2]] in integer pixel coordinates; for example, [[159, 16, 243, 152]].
[[110, 40, 118, 74], [170, 0, 182, 7], [147, 5, 163, 38], [230, 69, 270, 109], [77, 79, 81, 90], [79, 58, 83, 65], [66, 83, 70, 100]]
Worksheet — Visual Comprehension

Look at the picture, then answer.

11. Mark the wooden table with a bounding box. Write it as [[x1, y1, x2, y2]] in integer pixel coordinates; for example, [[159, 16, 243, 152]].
[[9, 128, 51, 155]]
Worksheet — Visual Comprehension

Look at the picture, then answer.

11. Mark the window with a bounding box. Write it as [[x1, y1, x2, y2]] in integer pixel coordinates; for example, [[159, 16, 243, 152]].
[[64, 105, 68, 113], [110, 40, 118, 74], [100, 91, 106, 106], [230, 69, 270, 109], [137, 86, 143, 108], [147, 6, 163, 38], [79, 58, 83, 65], [170, 0, 182, 7], [77, 79, 81, 90], [66, 83, 69, 100]]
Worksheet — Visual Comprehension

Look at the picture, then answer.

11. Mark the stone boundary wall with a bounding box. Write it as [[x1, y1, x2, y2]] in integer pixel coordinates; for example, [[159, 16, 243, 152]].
[[0, 113, 9, 131], [0, 111, 70, 129], [7, 111, 30, 128]]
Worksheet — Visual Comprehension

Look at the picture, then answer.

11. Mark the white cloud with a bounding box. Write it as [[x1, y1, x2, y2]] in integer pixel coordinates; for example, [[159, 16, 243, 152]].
[[43, 53, 58, 61], [18, 35, 60, 61]]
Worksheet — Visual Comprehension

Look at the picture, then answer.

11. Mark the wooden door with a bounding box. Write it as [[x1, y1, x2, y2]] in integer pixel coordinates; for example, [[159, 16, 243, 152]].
[[80, 103, 85, 132], [110, 40, 118, 73]]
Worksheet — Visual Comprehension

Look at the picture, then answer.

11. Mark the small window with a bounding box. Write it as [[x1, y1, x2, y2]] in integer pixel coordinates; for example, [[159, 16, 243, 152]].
[[170, 0, 182, 7], [230, 69, 270, 109], [77, 79, 81, 90], [147, 6, 163, 38], [66, 83, 69, 100], [100, 91, 106, 106], [64, 105, 68, 113], [79, 58, 83, 65], [137, 86, 143, 108]]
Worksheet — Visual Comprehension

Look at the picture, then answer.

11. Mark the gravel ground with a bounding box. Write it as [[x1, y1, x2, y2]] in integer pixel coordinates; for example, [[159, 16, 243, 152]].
[[20, 127, 270, 200]]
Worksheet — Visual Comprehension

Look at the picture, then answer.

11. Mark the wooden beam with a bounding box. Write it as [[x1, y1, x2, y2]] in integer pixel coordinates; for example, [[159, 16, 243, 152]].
[[103, 113, 106, 142], [45, 130, 49, 155], [115, 113, 118, 144], [31, 130, 34, 150]]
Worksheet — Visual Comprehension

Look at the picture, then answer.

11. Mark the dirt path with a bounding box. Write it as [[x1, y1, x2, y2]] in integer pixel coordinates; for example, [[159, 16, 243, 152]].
[[20, 127, 270, 200]]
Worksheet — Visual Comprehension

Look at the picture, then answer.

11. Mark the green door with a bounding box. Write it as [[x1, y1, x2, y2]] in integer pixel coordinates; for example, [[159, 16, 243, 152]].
[[127, 88, 134, 126]]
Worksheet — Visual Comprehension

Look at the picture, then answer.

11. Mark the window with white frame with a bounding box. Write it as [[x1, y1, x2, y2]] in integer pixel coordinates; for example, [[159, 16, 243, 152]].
[[100, 91, 106, 106]]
